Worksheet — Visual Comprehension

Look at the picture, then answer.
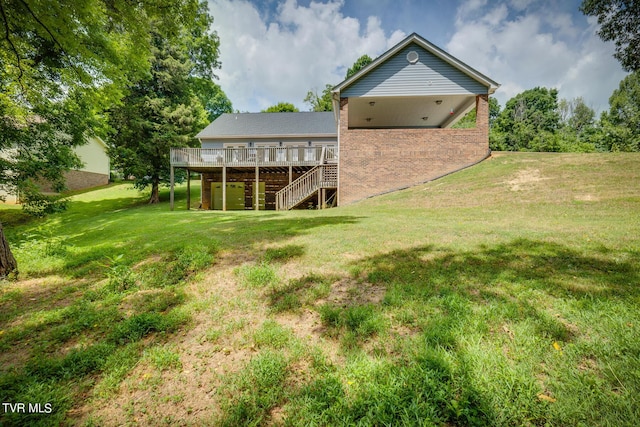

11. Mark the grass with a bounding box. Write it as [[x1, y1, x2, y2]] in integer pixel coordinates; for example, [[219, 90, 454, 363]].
[[1, 152, 639, 425]]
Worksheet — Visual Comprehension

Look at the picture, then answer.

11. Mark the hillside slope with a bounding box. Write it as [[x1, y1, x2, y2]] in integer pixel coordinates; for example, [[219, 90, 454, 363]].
[[1, 152, 639, 426]]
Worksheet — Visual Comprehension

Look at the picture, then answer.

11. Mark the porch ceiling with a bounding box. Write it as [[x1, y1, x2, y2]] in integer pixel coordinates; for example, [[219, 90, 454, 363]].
[[348, 95, 476, 128]]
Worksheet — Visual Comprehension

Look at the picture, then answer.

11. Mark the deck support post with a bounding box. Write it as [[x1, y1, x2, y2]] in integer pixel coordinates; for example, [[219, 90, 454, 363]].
[[186, 169, 191, 210], [222, 166, 227, 211], [289, 166, 292, 184], [170, 166, 175, 211], [255, 166, 259, 211], [321, 188, 326, 209]]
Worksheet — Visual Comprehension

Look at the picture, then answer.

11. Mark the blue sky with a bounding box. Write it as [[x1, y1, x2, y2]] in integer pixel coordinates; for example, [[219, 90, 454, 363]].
[[207, 0, 628, 114]]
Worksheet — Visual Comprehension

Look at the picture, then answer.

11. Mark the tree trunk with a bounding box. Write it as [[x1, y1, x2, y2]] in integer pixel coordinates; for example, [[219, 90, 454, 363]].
[[149, 178, 160, 204], [0, 221, 18, 279]]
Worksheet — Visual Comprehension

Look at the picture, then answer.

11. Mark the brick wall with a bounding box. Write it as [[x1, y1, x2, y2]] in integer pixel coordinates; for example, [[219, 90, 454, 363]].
[[338, 95, 490, 205], [65, 170, 109, 191], [37, 170, 109, 193]]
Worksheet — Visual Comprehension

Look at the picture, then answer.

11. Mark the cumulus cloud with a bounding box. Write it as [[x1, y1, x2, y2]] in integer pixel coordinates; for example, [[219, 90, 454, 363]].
[[447, 0, 628, 112], [208, 0, 405, 112]]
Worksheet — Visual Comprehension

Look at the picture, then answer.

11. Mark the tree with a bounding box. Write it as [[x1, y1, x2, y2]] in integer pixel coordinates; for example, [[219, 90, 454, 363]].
[[0, 0, 185, 276], [0, 222, 17, 278], [559, 97, 596, 136], [262, 102, 299, 113], [108, 11, 217, 204], [191, 78, 233, 121], [489, 97, 501, 126], [598, 71, 640, 151], [491, 87, 561, 151], [304, 84, 333, 112], [302, 54, 376, 112], [346, 54, 374, 78], [581, 0, 640, 71]]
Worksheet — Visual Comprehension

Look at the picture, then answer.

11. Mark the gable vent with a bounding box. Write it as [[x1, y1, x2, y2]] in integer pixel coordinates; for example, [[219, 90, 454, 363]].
[[407, 51, 419, 64]]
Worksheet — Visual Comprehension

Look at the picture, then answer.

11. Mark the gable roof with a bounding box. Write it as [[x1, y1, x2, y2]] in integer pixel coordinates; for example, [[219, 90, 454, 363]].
[[332, 32, 499, 96], [196, 112, 337, 140]]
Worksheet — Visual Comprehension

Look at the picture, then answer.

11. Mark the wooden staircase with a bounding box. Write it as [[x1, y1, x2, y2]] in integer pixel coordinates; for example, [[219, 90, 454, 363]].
[[275, 164, 337, 210]]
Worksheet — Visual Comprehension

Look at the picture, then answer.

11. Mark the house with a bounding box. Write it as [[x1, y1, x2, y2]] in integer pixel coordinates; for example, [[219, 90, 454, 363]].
[[1, 136, 110, 203], [169, 33, 499, 210]]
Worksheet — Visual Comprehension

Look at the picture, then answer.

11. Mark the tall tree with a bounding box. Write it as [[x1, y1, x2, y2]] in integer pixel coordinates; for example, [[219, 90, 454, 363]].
[[0, 0, 183, 276], [108, 8, 218, 204], [599, 71, 640, 151], [559, 97, 596, 136], [491, 87, 561, 151], [262, 102, 299, 112], [581, 0, 640, 71], [191, 78, 233, 121]]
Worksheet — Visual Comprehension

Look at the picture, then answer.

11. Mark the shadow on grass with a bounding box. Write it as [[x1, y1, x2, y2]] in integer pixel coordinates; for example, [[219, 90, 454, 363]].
[[357, 238, 639, 300], [276, 239, 639, 426]]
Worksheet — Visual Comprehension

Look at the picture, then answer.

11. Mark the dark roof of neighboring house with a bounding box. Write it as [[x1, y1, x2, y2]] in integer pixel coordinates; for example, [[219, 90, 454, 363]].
[[196, 112, 337, 139]]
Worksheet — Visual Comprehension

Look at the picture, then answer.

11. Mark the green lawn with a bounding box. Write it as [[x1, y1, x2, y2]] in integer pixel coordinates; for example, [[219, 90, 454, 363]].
[[1, 152, 639, 426]]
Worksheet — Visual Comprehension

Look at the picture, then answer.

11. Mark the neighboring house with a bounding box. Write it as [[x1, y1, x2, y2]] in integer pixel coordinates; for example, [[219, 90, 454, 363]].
[[170, 33, 499, 210], [0, 136, 110, 203]]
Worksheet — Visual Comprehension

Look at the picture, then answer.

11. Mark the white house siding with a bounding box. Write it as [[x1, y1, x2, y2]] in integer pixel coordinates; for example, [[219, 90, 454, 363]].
[[74, 137, 110, 176]]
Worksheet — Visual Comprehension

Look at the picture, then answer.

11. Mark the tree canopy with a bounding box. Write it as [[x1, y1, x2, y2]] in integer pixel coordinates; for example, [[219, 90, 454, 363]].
[[108, 3, 220, 204], [262, 102, 300, 113], [598, 71, 640, 151], [491, 87, 561, 151], [304, 84, 333, 112], [303, 54, 376, 112], [581, 0, 640, 71], [346, 54, 374, 79], [0, 0, 230, 275]]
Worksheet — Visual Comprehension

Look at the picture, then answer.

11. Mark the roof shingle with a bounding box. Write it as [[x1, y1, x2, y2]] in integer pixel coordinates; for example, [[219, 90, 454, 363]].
[[196, 112, 337, 139]]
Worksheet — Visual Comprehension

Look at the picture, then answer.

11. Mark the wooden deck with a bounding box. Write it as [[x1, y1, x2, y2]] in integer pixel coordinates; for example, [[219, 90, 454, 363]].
[[169, 145, 338, 211], [170, 146, 337, 169]]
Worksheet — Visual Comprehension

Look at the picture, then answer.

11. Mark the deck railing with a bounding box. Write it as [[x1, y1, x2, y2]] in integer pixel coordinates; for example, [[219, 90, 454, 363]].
[[171, 145, 337, 168], [275, 164, 337, 210]]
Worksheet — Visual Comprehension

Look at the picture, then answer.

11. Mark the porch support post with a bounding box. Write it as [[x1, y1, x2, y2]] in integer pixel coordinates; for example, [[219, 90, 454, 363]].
[[255, 166, 259, 211], [288, 166, 292, 184], [222, 166, 227, 211], [186, 169, 191, 210], [170, 166, 175, 211]]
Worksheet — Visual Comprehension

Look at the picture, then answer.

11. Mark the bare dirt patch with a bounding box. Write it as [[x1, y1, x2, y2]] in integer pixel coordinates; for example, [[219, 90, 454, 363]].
[[76, 255, 387, 425], [506, 168, 549, 191], [316, 278, 386, 307], [77, 251, 266, 425]]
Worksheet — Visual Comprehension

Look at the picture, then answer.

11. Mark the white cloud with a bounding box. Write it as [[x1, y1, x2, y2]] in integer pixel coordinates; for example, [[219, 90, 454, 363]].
[[207, 0, 406, 112], [447, 0, 628, 113]]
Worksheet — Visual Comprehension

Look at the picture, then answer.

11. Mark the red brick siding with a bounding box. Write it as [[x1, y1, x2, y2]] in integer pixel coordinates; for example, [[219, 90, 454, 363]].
[[338, 95, 489, 205]]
